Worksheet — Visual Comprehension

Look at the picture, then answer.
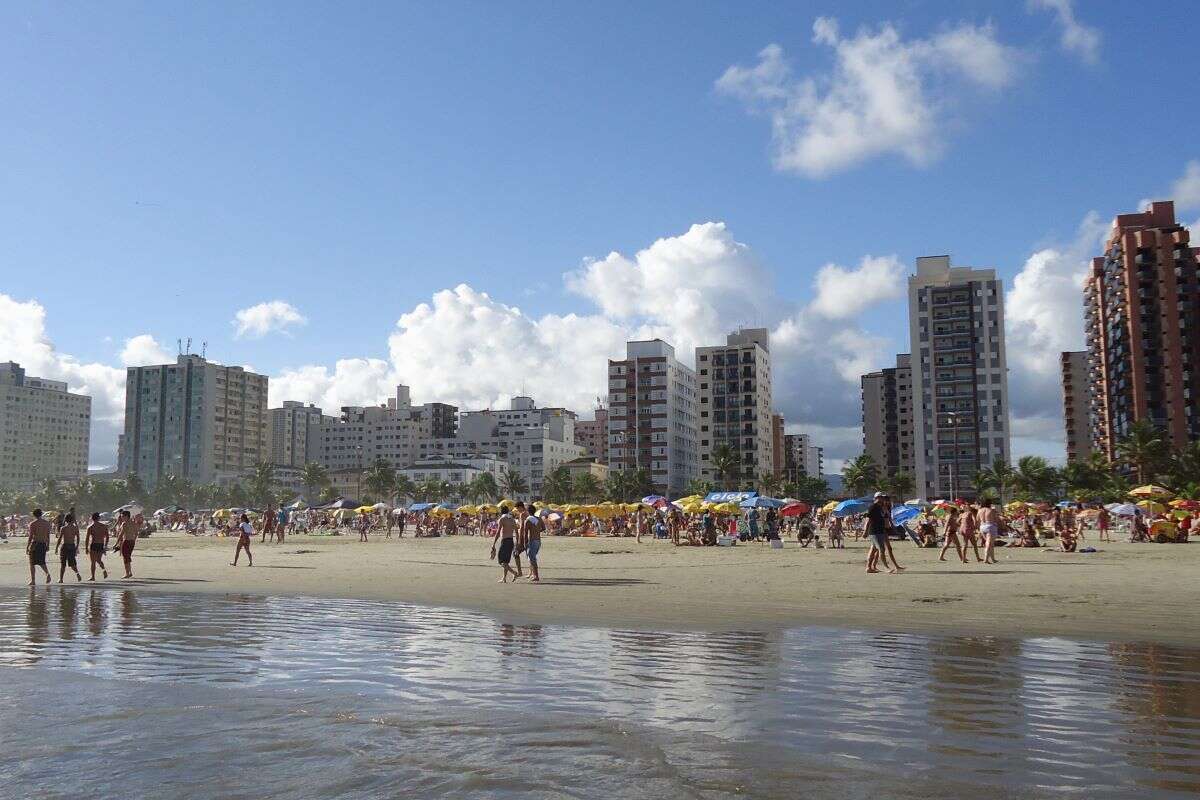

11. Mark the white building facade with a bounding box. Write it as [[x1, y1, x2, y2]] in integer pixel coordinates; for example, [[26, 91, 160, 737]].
[[0, 362, 91, 490], [695, 328, 773, 487]]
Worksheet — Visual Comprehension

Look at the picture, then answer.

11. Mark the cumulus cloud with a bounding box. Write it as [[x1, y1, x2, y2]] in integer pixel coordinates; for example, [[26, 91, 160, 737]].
[[269, 359, 395, 413], [233, 300, 307, 339], [716, 17, 1019, 177], [1170, 160, 1200, 210], [120, 334, 171, 366], [1029, 0, 1101, 65], [1004, 212, 1108, 455], [0, 293, 128, 468], [810, 255, 905, 319]]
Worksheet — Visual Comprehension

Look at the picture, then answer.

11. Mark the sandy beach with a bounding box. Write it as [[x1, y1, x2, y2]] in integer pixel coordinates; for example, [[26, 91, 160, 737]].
[[2, 532, 1197, 646]]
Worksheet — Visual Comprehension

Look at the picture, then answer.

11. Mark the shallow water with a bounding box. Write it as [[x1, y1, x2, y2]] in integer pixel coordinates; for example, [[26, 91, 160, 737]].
[[1, 588, 1198, 798]]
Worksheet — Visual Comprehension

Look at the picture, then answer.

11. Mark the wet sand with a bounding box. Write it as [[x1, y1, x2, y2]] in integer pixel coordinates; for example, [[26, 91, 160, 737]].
[[2, 531, 1197, 645]]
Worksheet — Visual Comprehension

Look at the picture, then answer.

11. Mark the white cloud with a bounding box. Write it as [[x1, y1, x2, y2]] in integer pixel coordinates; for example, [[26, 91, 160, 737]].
[[120, 334, 171, 366], [269, 359, 396, 413], [232, 300, 307, 339], [1029, 0, 1101, 65], [810, 255, 904, 319], [716, 17, 1019, 177], [1004, 212, 1108, 457], [1170, 160, 1200, 210], [0, 293, 127, 468]]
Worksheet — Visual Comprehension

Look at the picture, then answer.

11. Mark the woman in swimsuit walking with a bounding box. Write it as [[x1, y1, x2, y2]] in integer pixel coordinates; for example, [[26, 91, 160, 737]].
[[938, 506, 968, 564], [232, 513, 254, 566]]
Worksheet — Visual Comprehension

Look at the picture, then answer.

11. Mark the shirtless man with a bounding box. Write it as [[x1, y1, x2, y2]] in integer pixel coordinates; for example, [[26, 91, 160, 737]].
[[490, 504, 520, 583], [26, 509, 52, 585], [85, 512, 110, 580], [522, 502, 543, 583], [114, 509, 139, 579], [262, 506, 276, 544], [56, 513, 83, 582], [977, 499, 999, 565]]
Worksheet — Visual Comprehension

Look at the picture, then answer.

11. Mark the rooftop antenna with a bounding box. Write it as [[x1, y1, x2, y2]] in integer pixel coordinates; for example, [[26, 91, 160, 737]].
[[177, 338, 182, 356], [185, 337, 192, 356], [201, 341, 208, 358]]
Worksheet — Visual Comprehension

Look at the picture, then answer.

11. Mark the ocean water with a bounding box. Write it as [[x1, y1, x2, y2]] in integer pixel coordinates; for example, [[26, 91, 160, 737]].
[[1, 588, 1198, 799]]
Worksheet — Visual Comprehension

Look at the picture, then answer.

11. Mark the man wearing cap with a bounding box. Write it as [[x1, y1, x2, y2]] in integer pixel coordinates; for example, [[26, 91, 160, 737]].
[[863, 492, 903, 574]]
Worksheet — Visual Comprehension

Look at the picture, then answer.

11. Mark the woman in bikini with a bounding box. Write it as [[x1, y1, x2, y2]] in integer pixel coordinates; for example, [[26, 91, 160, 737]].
[[938, 507, 967, 563]]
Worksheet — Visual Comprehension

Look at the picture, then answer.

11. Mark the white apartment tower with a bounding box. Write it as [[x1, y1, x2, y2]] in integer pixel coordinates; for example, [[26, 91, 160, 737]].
[[0, 362, 91, 490], [607, 339, 699, 496], [908, 256, 1011, 500], [268, 401, 330, 467], [695, 328, 773, 487]]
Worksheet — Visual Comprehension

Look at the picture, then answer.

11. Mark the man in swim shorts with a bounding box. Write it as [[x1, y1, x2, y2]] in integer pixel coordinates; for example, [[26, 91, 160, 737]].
[[56, 513, 83, 582], [977, 499, 999, 565], [27, 508, 52, 585], [490, 504, 519, 583], [86, 512, 110, 580]]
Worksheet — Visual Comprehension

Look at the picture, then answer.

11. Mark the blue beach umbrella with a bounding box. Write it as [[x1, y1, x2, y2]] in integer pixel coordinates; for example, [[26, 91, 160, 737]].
[[833, 498, 870, 517], [740, 496, 786, 509], [891, 505, 922, 526]]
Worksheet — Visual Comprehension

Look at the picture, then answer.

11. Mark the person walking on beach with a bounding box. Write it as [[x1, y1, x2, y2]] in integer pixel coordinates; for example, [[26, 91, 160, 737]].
[[397, 509, 407, 538], [864, 493, 903, 574], [232, 513, 254, 566], [261, 506, 276, 544], [56, 513, 83, 583], [938, 506, 968, 564], [26, 509, 52, 585], [511, 503, 527, 577], [1097, 506, 1111, 542], [960, 503, 983, 562], [490, 504, 519, 583], [522, 502, 543, 583], [114, 509, 138, 579], [358, 511, 370, 542], [276, 506, 288, 544], [85, 513, 109, 580], [977, 500, 1000, 565]]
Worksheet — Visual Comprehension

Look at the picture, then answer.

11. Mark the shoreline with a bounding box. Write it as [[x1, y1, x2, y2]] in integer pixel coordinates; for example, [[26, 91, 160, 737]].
[[2, 533, 1198, 647]]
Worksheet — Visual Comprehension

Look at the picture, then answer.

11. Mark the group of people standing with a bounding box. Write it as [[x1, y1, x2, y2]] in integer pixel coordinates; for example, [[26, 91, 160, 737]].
[[25, 508, 140, 585], [859, 492, 1001, 574]]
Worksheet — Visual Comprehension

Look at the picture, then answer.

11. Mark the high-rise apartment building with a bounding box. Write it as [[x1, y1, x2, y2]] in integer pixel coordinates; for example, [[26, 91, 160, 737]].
[[909, 256, 1010, 500], [0, 362, 91, 490], [574, 406, 609, 464], [783, 433, 823, 481], [695, 328, 773, 486], [1060, 351, 1092, 463], [607, 339, 699, 496], [771, 413, 785, 479], [1084, 201, 1200, 460], [316, 385, 445, 472], [122, 354, 268, 487], [861, 353, 915, 478], [268, 401, 331, 467], [421, 397, 585, 497]]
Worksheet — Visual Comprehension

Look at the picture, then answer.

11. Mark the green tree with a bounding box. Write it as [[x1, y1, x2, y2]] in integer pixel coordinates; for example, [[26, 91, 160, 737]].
[[684, 478, 714, 498], [245, 462, 276, 508], [541, 467, 572, 503], [1011, 456, 1058, 501], [787, 476, 830, 505], [572, 472, 603, 502], [125, 474, 148, 505], [466, 473, 497, 504], [1116, 420, 1169, 485], [362, 459, 397, 503], [500, 469, 529, 500], [841, 454, 880, 497], [299, 462, 330, 502], [758, 472, 783, 498], [710, 444, 740, 490], [975, 458, 1016, 505], [882, 470, 915, 501], [227, 482, 250, 508], [392, 474, 417, 505]]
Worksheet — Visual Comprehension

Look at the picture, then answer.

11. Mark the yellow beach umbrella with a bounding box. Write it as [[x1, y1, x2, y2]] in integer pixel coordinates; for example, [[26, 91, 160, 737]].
[[1136, 500, 1166, 515], [820, 501, 838, 513], [1129, 485, 1174, 498], [458, 505, 477, 515]]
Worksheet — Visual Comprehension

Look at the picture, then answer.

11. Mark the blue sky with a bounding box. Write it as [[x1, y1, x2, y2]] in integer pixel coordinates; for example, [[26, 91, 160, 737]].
[[2, 1, 1199, 469]]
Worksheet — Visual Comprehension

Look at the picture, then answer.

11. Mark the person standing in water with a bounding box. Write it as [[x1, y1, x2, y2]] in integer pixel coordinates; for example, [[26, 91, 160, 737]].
[[490, 504, 519, 583], [26, 509, 52, 585], [55, 513, 83, 583], [232, 513, 254, 566], [85, 512, 109, 580], [114, 509, 138, 579]]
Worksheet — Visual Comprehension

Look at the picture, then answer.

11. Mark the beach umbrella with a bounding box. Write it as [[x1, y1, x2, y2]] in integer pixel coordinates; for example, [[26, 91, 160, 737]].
[[457, 505, 477, 515], [904, 499, 932, 509], [1129, 485, 1174, 498], [1169, 499, 1200, 510], [833, 498, 869, 517], [1136, 500, 1166, 515], [780, 502, 811, 518], [739, 496, 785, 509], [371, 502, 389, 511], [641, 495, 668, 508], [892, 505, 922, 526], [820, 500, 839, 513], [1108, 503, 1140, 517], [1055, 500, 1076, 508]]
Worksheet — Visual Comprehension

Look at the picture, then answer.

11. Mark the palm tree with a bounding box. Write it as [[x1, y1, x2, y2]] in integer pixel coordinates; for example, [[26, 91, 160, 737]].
[[469, 472, 499, 504], [884, 470, 915, 501], [758, 472, 783, 498], [1168, 440, 1200, 490], [36, 477, 63, 511], [500, 469, 529, 500], [392, 474, 416, 505], [604, 470, 630, 502], [710, 444, 740, 490], [299, 462, 330, 503], [788, 476, 830, 505], [1117, 420, 1168, 484], [362, 459, 397, 503], [572, 472, 603, 502], [627, 468, 655, 500], [841, 454, 879, 497], [541, 467, 572, 503], [684, 478, 714, 498], [1011, 456, 1058, 501], [975, 458, 1016, 505], [245, 462, 276, 508]]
